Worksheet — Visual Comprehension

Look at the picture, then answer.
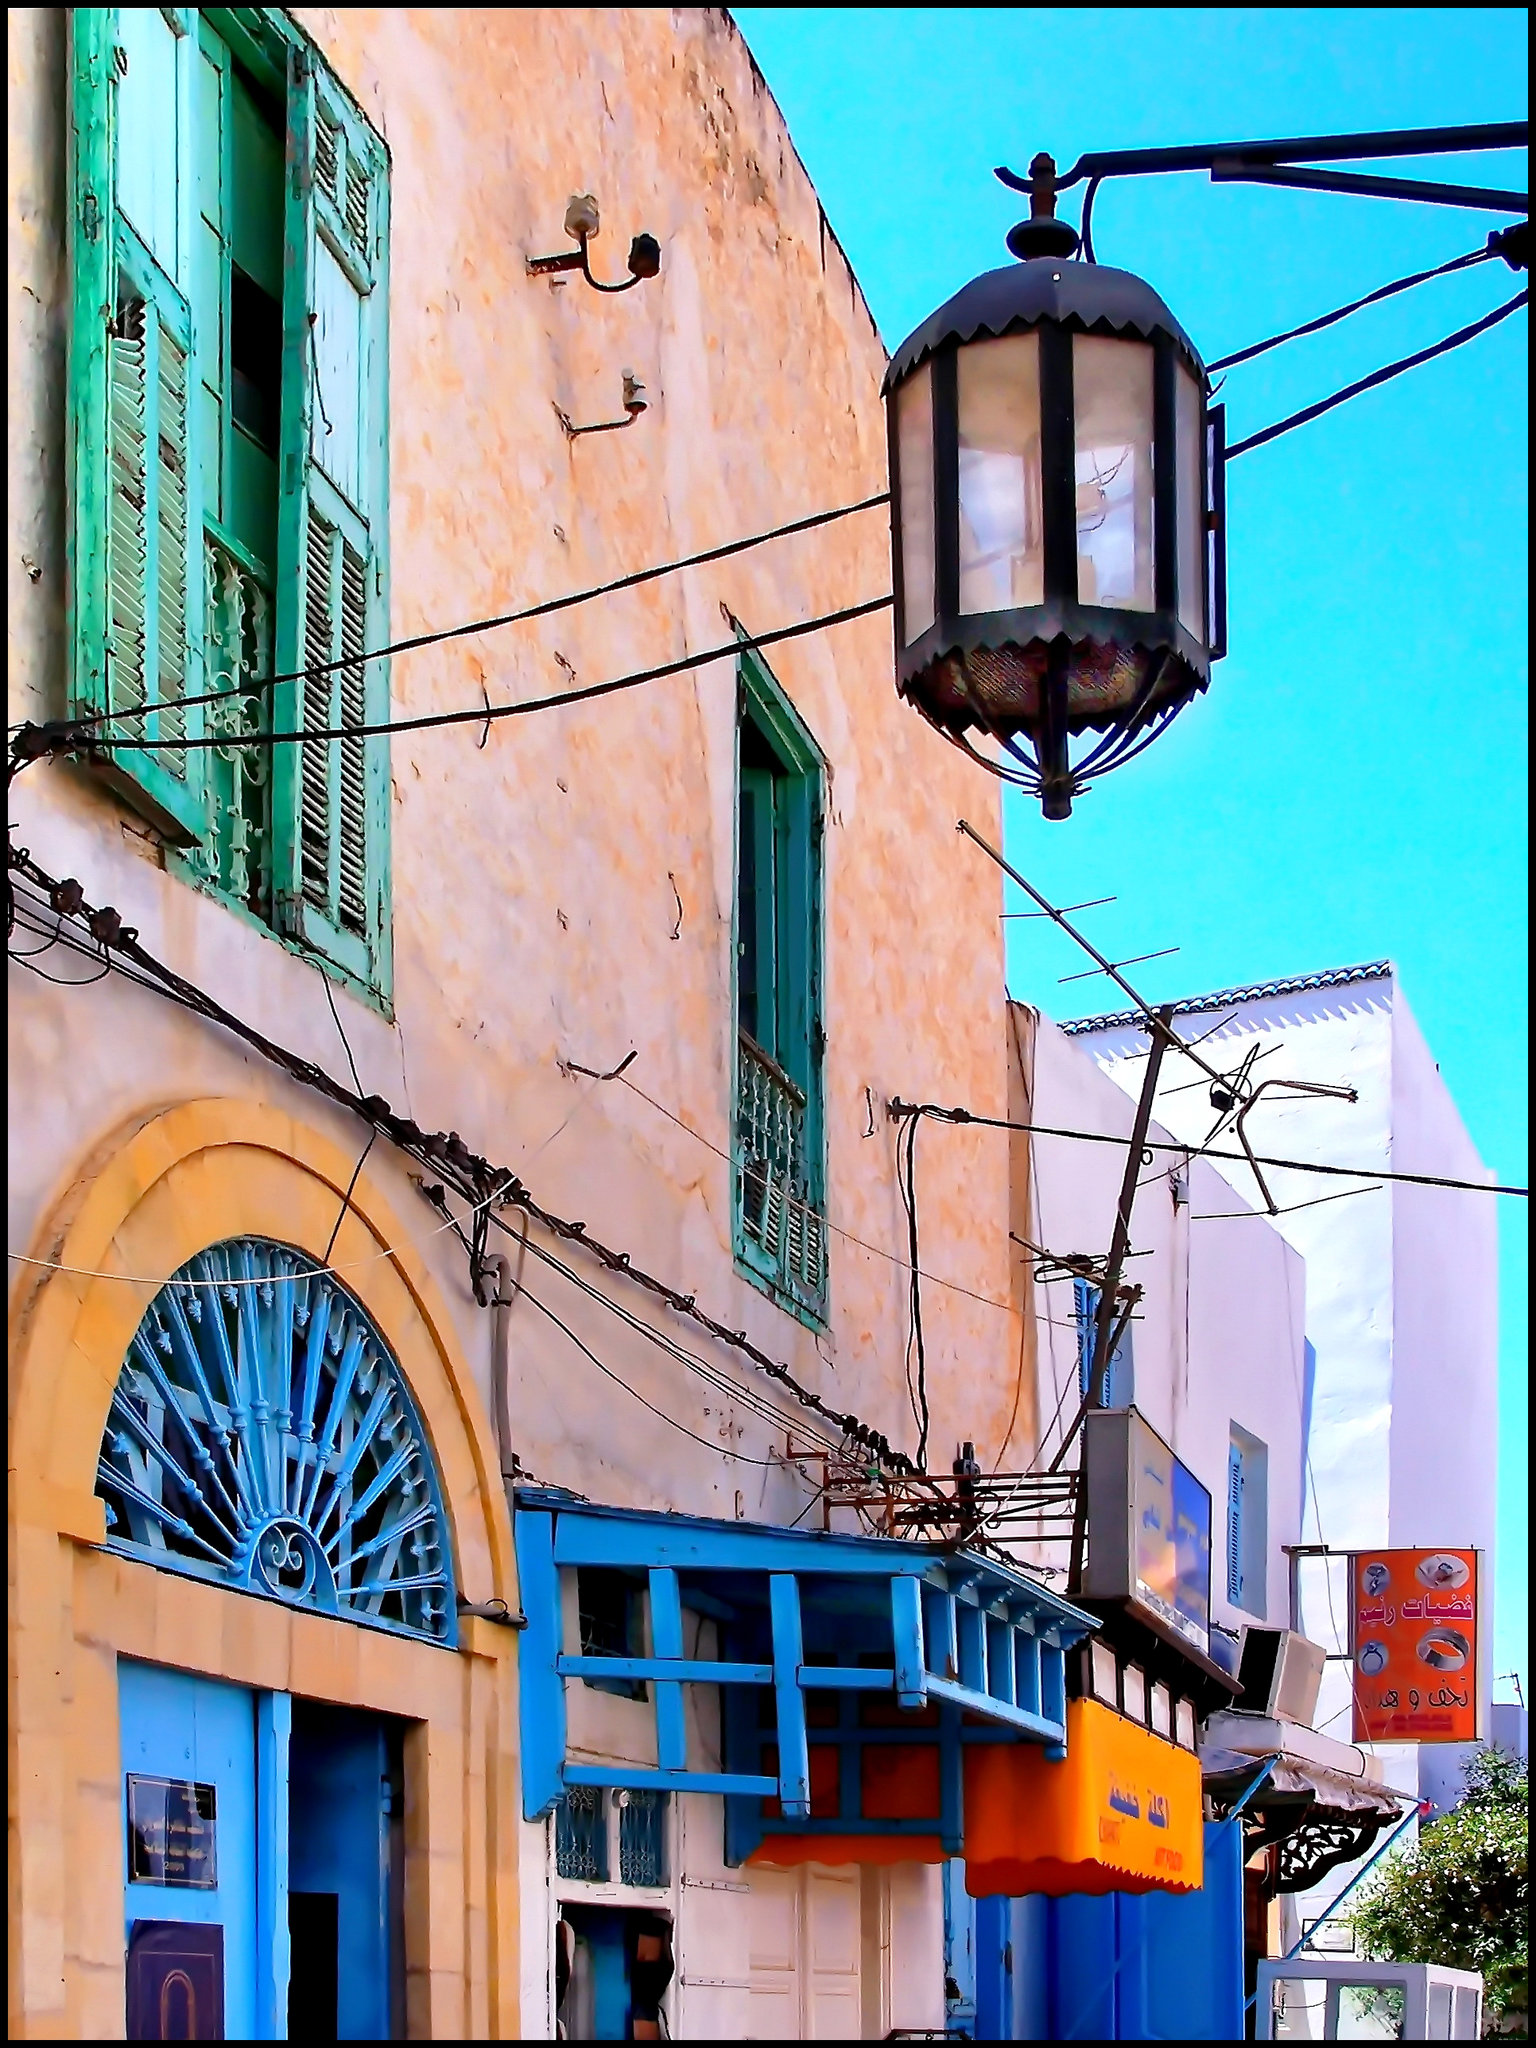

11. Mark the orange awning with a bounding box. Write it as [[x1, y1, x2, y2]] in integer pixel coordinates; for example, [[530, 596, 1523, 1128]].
[[964, 1698, 1203, 1898]]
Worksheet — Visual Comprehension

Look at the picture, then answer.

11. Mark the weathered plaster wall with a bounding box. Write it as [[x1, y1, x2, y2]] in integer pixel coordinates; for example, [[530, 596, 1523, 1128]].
[[9, 5, 1016, 1523], [1021, 1008, 1306, 1640]]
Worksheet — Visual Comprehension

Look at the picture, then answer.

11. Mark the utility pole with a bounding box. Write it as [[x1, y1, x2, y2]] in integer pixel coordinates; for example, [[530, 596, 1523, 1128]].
[[1062, 1004, 1177, 1592]]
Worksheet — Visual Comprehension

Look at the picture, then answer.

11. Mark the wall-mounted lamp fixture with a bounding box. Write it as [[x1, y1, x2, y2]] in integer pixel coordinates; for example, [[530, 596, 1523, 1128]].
[[555, 371, 648, 441], [528, 192, 662, 295]]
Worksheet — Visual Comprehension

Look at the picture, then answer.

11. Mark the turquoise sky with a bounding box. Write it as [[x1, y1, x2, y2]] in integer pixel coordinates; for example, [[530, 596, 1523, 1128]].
[[733, 8, 1529, 1693]]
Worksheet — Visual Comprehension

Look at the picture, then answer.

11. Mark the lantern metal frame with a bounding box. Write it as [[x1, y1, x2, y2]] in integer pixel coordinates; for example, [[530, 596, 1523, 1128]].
[[883, 260, 1225, 817], [885, 120, 1525, 818]]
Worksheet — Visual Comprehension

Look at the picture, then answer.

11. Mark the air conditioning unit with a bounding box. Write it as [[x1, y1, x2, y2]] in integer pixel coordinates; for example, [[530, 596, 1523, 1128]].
[[1237, 1627, 1327, 1726]]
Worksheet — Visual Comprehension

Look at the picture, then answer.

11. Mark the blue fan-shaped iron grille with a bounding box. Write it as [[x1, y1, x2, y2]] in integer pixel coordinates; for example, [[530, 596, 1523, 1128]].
[[96, 1237, 456, 1645]]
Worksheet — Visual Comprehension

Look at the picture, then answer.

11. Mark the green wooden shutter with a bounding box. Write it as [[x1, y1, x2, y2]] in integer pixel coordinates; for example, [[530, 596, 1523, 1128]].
[[271, 47, 391, 996], [68, 7, 206, 842]]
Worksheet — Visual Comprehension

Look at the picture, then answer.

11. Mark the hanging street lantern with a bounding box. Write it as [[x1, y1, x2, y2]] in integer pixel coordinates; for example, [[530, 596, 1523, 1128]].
[[883, 155, 1225, 820]]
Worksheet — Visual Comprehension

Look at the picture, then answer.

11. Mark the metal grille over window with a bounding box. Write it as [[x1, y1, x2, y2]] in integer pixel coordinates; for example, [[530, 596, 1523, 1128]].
[[736, 1030, 827, 1300], [202, 534, 273, 909], [618, 1790, 668, 1888], [95, 1237, 455, 1645], [555, 1787, 608, 1882]]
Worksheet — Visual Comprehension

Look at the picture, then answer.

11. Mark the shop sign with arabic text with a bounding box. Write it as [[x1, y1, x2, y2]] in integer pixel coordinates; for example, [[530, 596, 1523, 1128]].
[[1350, 1548, 1479, 1743]]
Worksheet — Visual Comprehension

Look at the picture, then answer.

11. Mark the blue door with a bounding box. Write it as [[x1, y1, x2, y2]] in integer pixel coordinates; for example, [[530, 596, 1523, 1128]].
[[120, 1662, 259, 2040], [287, 1702, 399, 2040], [961, 1821, 1246, 2039]]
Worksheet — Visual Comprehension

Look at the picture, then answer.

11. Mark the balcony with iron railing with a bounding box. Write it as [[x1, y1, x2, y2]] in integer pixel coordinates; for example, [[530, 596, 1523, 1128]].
[[735, 1028, 827, 1314]]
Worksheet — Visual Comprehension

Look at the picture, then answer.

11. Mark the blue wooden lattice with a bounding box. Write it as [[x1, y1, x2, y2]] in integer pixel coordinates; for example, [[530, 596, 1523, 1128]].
[[515, 1492, 1096, 1860], [96, 1237, 456, 1644]]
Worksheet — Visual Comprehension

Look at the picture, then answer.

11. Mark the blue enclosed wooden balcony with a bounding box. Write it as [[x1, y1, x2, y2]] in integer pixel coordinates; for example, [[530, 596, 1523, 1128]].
[[514, 1490, 1096, 1863]]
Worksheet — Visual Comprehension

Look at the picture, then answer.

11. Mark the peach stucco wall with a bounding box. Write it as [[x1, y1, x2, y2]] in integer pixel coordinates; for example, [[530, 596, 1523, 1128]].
[[10, 8, 1018, 2037], [10, 4, 1024, 1517]]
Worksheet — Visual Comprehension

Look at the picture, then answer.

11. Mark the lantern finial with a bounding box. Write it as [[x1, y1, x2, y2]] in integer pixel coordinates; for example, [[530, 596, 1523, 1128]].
[[1006, 153, 1081, 261]]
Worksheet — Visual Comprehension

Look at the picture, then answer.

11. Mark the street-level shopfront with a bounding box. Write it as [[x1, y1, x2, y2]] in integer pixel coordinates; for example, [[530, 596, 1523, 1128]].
[[513, 1490, 1101, 2038], [7, 1098, 1132, 2042], [944, 1407, 1250, 2041], [10, 1100, 1236, 2041], [944, 1685, 1238, 2040], [9, 1102, 521, 2040]]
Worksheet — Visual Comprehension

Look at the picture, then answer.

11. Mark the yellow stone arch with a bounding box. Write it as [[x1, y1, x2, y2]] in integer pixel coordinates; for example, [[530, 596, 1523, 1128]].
[[8, 1098, 521, 2039], [10, 1095, 509, 1584]]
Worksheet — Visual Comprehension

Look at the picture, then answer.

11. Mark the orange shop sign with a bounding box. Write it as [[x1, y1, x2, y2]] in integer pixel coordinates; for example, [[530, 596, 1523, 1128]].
[[963, 1698, 1203, 1900], [1351, 1549, 1480, 1744]]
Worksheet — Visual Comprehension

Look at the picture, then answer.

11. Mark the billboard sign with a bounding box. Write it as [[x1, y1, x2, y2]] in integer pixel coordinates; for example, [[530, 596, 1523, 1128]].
[[1084, 1409, 1212, 1659], [1349, 1549, 1480, 1744]]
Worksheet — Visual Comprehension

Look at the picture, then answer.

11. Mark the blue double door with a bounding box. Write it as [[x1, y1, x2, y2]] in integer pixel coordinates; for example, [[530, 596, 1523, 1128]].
[[119, 1660, 402, 2039], [944, 1822, 1247, 2040]]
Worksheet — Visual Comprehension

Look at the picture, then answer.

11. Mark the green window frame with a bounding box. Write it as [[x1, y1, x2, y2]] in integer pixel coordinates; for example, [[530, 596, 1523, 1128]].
[[732, 643, 828, 1324], [67, 7, 392, 1002]]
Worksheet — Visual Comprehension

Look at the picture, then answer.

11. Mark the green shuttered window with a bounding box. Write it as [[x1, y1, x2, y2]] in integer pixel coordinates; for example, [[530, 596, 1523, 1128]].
[[733, 646, 828, 1323], [68, 8, 391, 1000]]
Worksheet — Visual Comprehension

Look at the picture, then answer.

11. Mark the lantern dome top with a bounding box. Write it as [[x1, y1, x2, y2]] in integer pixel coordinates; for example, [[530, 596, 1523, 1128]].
[[882, 258, 1204, 395]]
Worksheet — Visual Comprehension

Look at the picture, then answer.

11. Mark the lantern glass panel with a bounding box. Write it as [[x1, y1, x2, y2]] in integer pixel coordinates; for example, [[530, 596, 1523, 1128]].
[[1175, 363, 1205, 642], [957, 333, 1045, 615], [896, 362, 936, 644], [1073, 335, 1155, 612]]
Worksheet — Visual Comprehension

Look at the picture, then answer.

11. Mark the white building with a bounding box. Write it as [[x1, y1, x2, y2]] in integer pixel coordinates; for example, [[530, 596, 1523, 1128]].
[[1063, 962, 1499, 1921], [1017, 1002, 1307, 1645]]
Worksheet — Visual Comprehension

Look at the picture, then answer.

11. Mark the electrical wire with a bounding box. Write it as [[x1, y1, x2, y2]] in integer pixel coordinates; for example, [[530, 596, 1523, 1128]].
[[320, 968, 376, 1262], [607, 1064, 1025, 1318], [10, 944, 113, 988], [889, 1100, 1527, 1199], [485, 1203, 845, 1456], [512, 1276, 786, 1467], [6, 846, 916, 1469], [894, 1107, 931, 1469], [1226, 285, 1528, 459], [21, 491, 892, 737], [1192, 1181, 1383, 1222], [14, 598, 892, 758], [1206, 243, 1495, 372]]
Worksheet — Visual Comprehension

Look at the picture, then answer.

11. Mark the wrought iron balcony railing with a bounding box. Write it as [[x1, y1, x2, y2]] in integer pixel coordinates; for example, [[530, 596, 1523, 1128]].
[[199, 526, 272, 909], [735, 1029, 827, 1308]]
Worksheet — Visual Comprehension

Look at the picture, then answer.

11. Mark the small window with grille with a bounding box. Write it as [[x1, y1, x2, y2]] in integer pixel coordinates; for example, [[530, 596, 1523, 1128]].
[[555, 1785, 608, 1883], [1226, 1424, 1269, 1616], [1073, 1276, 1134, 1408], [553, 1788, 671, 1890], [617, 1790, 669, 1889]]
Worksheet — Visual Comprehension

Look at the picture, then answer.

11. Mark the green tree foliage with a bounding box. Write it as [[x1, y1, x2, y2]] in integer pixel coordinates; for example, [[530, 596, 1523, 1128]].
[[1352, 1748, 1528, 2029]]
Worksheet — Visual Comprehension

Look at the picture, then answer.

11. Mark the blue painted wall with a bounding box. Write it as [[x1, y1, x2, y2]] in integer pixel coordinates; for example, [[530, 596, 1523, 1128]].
[[956, 1819, 1245, 2040]]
